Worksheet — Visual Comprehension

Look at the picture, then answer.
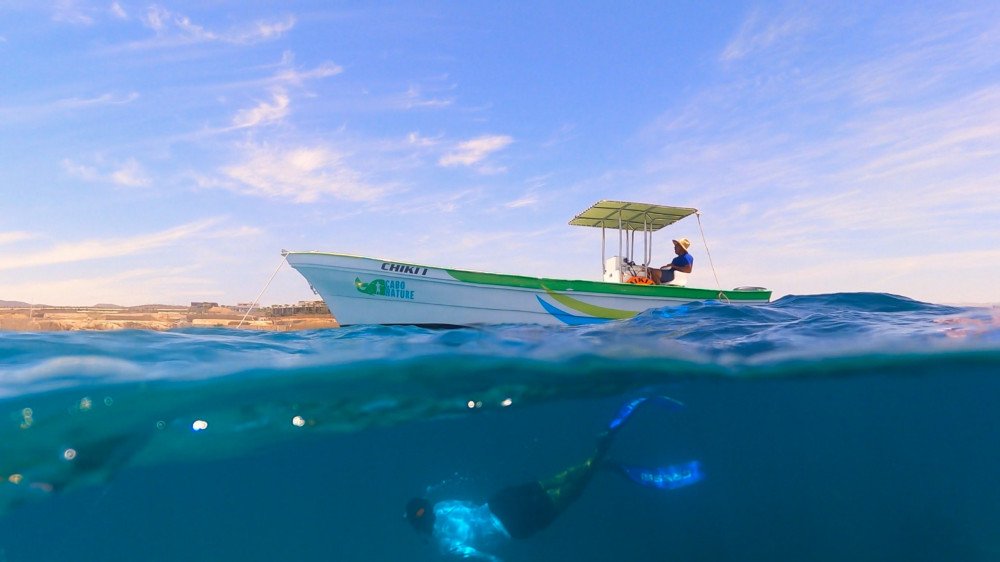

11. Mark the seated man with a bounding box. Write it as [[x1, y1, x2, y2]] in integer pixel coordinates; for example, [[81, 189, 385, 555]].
[[647, 238, 693, 285]]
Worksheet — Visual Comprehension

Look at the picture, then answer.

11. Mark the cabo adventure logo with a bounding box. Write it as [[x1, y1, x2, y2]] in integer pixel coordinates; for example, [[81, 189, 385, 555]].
[[355, 277, 415, 300]]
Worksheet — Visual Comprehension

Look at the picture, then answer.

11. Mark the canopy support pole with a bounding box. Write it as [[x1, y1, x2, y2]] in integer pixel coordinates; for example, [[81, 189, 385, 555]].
[[601, 225, 606, 276], [618, 211, 623, 279], [643, 215, 650, 266]]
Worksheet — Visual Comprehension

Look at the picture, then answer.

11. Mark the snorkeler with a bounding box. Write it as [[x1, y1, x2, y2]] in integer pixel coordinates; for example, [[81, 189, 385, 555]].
[[405, 396, 702, 561]]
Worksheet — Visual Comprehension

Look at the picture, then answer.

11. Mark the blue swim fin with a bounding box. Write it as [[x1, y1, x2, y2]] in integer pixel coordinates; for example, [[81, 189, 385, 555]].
[[615, 460, 703, 490], [608, 396, 686, 430]]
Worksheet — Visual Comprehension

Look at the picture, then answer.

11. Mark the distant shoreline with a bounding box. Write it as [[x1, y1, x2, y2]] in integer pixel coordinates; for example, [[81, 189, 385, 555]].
[[0, 301, 339, 332]]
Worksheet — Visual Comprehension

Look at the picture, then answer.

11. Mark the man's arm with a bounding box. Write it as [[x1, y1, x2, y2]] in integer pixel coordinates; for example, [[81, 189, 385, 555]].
[[660, 263, 693, 274]]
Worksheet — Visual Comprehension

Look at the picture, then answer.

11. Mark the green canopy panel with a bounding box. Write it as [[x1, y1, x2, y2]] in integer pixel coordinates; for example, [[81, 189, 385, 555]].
[[569, 200, 698, 231]]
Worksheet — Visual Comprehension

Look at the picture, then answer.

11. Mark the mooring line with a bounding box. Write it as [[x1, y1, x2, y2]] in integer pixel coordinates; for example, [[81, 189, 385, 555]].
[[237, 254, 288, 329]]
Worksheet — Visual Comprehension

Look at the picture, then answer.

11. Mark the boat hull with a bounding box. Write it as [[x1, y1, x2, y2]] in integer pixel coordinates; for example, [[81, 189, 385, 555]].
[[285, 252, 771, 326]]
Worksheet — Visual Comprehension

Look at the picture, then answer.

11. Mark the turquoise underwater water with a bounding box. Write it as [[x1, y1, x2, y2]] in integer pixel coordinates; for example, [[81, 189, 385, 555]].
[[1, 293, 999, 561]]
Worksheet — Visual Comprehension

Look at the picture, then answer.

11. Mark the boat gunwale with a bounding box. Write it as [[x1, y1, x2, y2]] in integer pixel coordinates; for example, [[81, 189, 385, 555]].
[[284, 251, 772, 302]]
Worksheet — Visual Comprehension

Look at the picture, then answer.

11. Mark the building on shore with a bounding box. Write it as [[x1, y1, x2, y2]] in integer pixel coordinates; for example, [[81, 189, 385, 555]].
[[265, 301, 330, 317], [233, 302, 255, 313]]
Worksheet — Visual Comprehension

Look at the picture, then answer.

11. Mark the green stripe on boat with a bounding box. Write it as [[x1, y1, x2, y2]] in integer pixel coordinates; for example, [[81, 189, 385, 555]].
[[544, 289, 637, 319], [446, 268, 769, 301]]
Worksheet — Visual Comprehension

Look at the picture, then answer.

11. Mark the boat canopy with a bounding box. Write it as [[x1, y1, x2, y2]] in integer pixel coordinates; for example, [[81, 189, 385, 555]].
[[570, 200, 699, 282], [569, 200, 698, 231]]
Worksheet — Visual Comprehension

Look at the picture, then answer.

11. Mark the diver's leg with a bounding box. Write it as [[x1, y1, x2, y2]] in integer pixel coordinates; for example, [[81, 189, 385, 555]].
[[490, 398, 684, 538], [488, 431, 615, 538], [538, 430, 616, 514], [487, 482, 558, 539]]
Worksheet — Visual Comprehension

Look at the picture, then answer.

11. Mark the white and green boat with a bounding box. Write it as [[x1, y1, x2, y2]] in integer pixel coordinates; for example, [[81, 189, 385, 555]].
[[284, 201, 771, 326]]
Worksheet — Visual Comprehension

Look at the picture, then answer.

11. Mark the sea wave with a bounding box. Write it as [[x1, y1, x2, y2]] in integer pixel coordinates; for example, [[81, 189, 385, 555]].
[[0, 293, 995, 397]]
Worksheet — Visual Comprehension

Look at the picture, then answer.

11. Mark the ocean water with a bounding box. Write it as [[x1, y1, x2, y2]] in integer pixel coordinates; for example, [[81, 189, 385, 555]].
[[1, 293, 998, 561]]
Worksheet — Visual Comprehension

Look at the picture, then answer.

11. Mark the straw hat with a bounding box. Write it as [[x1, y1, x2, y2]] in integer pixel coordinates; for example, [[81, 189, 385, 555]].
[[672, 238, 691, 252]]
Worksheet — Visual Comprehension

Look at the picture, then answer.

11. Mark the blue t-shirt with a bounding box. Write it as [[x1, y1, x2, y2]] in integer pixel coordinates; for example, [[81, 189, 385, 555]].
[[667, 253, 693, 269]]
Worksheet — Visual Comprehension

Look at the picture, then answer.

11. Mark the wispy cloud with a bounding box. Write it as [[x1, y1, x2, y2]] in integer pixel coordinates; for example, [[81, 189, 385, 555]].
[[0, 218, 225, 271], [247, 18, 296, 43], [267, 51, 343, 87], [202, 51, 342, 94], [61, 159, 100, 181], [52, 0, 131, 25], [0, 266, 218, 307], [856, 88, 1000, 182], [399, 85, 454, 109], [231, 91, 290, 129], [57, 91, 139, 109], [62, 157, 151, 188], [504, 195, 539, 209], [0, 232, 34, 246], [0, 92, 139, 123], [438, 135, 513, 171], [719, 9, 810, 62], [781, 13, 1000, 107], [217, 143, 381, 203], [407, 132, 442, 147], [368, 188, 481, 218], [110, 2, 127, 20], [110, 159, 151, 187], [129, 6, 295, 49], [52, 0, 95, 25]]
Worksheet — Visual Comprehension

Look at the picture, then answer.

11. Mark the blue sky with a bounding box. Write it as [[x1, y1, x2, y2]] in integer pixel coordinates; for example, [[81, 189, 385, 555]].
[[1, 1, 998, 306]]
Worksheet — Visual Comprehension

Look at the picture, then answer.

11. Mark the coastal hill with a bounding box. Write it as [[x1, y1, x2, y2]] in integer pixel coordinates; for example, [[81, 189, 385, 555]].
[[0, 300, 339, 331]]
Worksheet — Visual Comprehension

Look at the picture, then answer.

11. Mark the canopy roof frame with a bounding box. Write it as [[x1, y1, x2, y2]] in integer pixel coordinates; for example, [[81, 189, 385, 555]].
[[569, 200, 698, 232]]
